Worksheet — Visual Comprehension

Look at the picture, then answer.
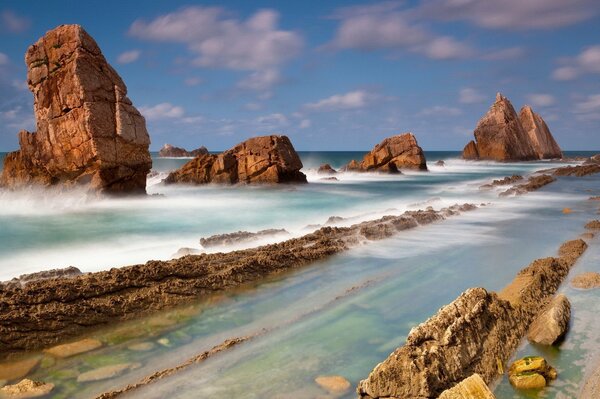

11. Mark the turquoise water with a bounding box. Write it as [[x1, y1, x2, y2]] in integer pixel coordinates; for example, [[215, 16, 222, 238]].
[[0, 152, 599, 398]]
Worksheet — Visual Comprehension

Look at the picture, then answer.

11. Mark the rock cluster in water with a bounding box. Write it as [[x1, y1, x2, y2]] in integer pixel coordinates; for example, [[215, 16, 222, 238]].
[[463, 93, 562, 161], [164, 135, 306, 184], [344, 133, 427, 172], [508, 356, 557, 390], [0, 25, 151, 194], [158, 144, 208, 158]]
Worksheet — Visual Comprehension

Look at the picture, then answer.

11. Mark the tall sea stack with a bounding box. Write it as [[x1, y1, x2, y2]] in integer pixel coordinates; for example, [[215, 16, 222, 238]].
[[0, 24, 152, 194]]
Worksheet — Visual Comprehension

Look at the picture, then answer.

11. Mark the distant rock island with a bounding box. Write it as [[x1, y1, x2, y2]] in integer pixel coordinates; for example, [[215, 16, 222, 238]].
[[165, 135, 307, 184], [158, 144, 208, 158], [463, 93, 562, 161], [344, 133, 427, 172], [0, 25, 151, 194]]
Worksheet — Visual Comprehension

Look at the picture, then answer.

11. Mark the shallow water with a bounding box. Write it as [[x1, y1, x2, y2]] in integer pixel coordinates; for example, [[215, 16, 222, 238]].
[[0, 152, 599, 398]]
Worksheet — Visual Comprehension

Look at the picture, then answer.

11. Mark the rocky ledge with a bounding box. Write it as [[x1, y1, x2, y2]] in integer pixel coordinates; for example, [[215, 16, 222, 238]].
[[343, 133, 427, 173], [0, 204, 476, 353], [0, 25, 151, 195], [164, 135, 306, 184], [357, 238, 588, 398], [199, 229, 289, 248], [158, 144, 208, 158]]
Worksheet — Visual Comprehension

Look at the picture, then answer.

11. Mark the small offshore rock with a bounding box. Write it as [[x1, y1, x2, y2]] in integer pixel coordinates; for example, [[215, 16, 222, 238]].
[[571, 272, 600, 289], [314, 375, 351, 394], [0, 379, 54, 398], [319, 177, 339, 181], [585, 220, 600, 229], [438, 374, 495, 399], [435, 160, 446, 166], [77, 363, 140, 383], [158, 144, 208, 158], [563, 208, 573, 214], [44, 338, 102, 358], [343, 133, 427, 172], [527, 294, 571, 345], [317, 163, 337, 175]]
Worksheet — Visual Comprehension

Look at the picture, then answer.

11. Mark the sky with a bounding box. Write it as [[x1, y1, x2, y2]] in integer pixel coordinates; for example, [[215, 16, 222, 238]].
[[0, 0, 599, 152]]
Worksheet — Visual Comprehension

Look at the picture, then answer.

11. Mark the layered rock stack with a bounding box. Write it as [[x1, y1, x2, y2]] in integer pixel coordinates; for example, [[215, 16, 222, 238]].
[[462, 93, 562, 161], [164, 135, 306, 184], [158, 144, 208, 158], [0, 25, 151, 194], [344, 133, 427, 172]]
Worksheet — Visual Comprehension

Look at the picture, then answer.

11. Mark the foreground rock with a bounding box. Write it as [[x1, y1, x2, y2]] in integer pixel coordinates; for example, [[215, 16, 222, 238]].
[[508, 356, 557, 390], [462, 93, 561, 161], [357, 239, 587, 398], [1, 267, 81, 289], [344, 133, 427, 172], [0, 205, 476, 352], [200, 229, 289, 248], [165, 135, 306, 184], [0, 358, 40, 381], [44, 338, 102, 358], [0, 379, 54, 398], [571, 272, 600, 289], [0, 25, 151, 194], [527, 294, 570, 345], [438, 374, 495, 399], [315, 375, 351, 394], [158, 144, 208, 158]]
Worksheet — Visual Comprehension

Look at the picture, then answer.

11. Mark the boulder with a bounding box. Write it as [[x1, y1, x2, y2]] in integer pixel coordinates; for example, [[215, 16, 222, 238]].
[[158, 144, 208, 158], [462, 93, 561, 161], [0, 379, 54, 398], [165, 135, 306, 184], [571, 272, 600, 289], [314, 375, 351, 394], [0, 25, 151, 194], [438, 374, 495, 399], [44, 338, 102, 358], [317, 163, 337, 175], [508, 356, 557, 390], [527, 294, 571, 345], [344, 133, 427, 172]]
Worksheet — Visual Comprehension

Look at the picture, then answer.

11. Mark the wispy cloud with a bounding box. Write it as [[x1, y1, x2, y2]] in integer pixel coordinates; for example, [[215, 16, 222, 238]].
[[116, 50, 141, 64], [417, 105, 462, 117], [1, 10, 31, 33], [0, 52, 9, 65], [552, 45, 600, 80], [459, 88, 486, 104], [574, 94, 600, 121], [139, 103, 185, 120], [304, 90, 380, 111], [526, 94, 555, 107]]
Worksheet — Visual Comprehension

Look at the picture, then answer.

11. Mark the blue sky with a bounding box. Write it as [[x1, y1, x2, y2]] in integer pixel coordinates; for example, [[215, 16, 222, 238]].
[[0, 0, 599, 151]]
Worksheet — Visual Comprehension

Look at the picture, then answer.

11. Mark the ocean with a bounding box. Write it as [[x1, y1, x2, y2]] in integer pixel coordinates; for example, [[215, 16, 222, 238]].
[[0, 151, 599, 398]]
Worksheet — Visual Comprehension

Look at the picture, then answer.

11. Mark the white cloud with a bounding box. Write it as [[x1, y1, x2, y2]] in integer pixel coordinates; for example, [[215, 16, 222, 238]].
[[574, 94, 600, 121], [0, 52, 8, 65], [304, 90, 378, 111], [419, 0, 597, 30], [257, 113, 289, 126], [0, 106, 35, 131], [417, 105, 462, 117], [552, 45, 600, 81], [328, 3, 472, 60], [299, 119, 311, 129], [459, 88, 485, 104], [117, 50, 141, 64], [139, 103, 185, 120], [526, 94, 555, 107], [1, 10, 31, 33], [237, 68, 282, 93]]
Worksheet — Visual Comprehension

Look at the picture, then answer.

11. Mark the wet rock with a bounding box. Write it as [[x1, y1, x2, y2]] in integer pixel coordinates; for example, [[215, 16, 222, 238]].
[[0, 379, 54, 398], [319, 177, 339, 181], [318, 164, 337, 175], [585, 220, 600, 229], [44, 338, 102, 358], [164, 135, 306, 185], [571, 272, 600, 289], [0, 358, 40, 381], [589, 196, 600, 201], [527, 294, 571, 345], [480, 175, 523, 190], [499, 174, 556, 196], [172, 247, 201, 258], [315, 375, 351, 394], [508, 356, 557, 390], [438, 374, 495, 399], [325, 216, 346, 225], [343, 133, 427, 172], [435, 160, 446, 167], [200, 229, 289, 248], [1, 267, 81, 288], [77, 363, 140, 383], [158, 144, 208, 158], [553, 164, 600, 177], [0, 25, 151, 194]]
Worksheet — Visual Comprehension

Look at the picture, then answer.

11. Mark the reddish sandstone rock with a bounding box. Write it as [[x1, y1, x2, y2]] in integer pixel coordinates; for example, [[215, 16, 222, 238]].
[[0, 25, 151, 194], [519, 106, 562, 159], [344, 133, 427, 172], [165, 135, 306, 184], [463, 140, 480, 160]]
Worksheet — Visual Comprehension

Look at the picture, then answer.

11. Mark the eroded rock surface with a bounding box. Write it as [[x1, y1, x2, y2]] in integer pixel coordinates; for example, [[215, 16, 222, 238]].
[[199, 229, 289, 248], [344, 133, 427, 172], [164, 135, 306, 184], [519, 106, 562, 159], [499, 174, 556, 196], [527, 294, 571, 345], [0, 25, 151, 194], [0, 379, 54, 398], [438, 374, 495, 399], [158, 144, 208, 158]]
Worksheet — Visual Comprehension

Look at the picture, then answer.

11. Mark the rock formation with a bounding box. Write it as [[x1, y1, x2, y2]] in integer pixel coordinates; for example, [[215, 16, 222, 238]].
[[344, 133, 427, 172], [199, 229, 289, 248], [164, 135, 306, 184], [527, 294, 571, 345], [158, 144, 208, 158], [462, 93, 562, 161], [357, 239, 587, 399], [438, 374, 495, 399], [0, 25, 152, 194]]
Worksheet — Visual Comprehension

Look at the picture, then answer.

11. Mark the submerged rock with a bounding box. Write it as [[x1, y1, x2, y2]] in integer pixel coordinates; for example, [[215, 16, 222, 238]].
[[44, 338, 102, 358], [527, 294, 571, 345], [77, 363, 140, 383], [315, 375, 351, 394], [508, 356, 557, 390], [0, 379, 54, 398], [165, 135, 306, 185], [127, 342, 156, 352], [158, 144, 208, 158], [343, 133, 427, 172], [0, 25, 151, 194], [571, 272, 600, 289], [0, 358, 40, 381], [438, 374, 495, 399]]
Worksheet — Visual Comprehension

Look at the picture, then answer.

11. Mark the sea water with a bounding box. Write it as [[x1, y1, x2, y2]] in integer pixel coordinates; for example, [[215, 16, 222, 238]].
[[0, 151, 599, 398]]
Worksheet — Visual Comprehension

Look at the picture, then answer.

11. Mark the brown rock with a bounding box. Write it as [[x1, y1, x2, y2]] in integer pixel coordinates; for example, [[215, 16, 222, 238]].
[[438, 374, 496, 399], [508, 356, 557, 390], [199, 229, 288, 248], [44, 338, 102, 358], [158, 144, 208, 158], [77, 363, 140, 383], [315, 375, 351, 394], [553, 164, 600, 177], [499, 174, 556, 196], [435, 160, 446, 167], [0, 379, 54, 398], [527, 294, 571, 345], [586, 220, 600, 229], [462, 93, 561, 161], [0, 358, 40, 381], [344, 133, 427, 172], [165, 135, 306, 184], [0, 25, 151, 194], [317, 164, 337, 175], [571, 272, 600, 289]]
